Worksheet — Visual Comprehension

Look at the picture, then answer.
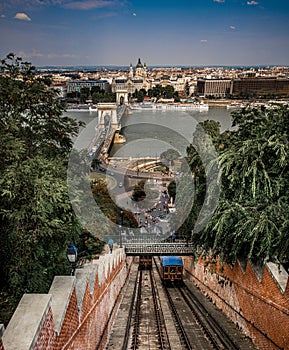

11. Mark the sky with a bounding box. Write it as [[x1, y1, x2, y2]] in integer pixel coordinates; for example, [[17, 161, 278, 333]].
[[0, 0, 289, 67]]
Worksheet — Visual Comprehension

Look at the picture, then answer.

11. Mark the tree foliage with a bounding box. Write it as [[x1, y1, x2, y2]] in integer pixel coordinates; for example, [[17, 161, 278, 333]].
[[131, 180, 147, 202], [147, 85, 179, 101], [0, 53, 84, 302], [91, 177, 138, 229], [175, 120, 224, 241], [91, 89, 116, 104], [160, 148, 180, 166], [186, 105, 289, 265]]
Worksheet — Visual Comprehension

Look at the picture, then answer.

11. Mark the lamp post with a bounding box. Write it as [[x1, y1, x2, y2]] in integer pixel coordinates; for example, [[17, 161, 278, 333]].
[[119, 210, 124, 248], [66, 242, 78, 276]]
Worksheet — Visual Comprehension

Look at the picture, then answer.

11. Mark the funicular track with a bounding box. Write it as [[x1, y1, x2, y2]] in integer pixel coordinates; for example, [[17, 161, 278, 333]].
[[127, 267, 171, 350], [178, 283, 241, 350], [153, 257, 243, 350], [107, 258, 256, 350]]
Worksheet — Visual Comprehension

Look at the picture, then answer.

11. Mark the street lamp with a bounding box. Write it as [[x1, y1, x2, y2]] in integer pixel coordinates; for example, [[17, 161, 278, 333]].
[[119, 210, 124, 248], [66, 242, 78, 276]]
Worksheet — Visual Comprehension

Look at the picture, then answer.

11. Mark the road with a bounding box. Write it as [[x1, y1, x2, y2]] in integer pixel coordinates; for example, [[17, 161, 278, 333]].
[[91, 160, 175, 239]]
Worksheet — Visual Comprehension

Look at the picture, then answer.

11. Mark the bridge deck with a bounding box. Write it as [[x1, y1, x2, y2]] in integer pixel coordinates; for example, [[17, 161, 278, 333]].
[[124, 242, 193, 256]]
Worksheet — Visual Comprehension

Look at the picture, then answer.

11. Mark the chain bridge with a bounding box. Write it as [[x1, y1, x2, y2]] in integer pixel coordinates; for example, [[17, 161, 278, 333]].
[[88, 103, 126, 160]]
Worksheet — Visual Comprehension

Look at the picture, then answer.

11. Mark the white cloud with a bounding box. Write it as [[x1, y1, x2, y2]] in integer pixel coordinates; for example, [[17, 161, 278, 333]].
[[0, 14, 6, 18], [132, 12, 136, 16], [62, 0, 115, 10], [14, 12, 31, 21], [94, 12, 117, 19], [213, 0, 225, 3], [18, 50, 43, 58], [47, 53, 77, 59], [200, 39, 208, 43], [229, 25, 236, 30], [247, 1, 259, 5], [1, 1, 121, 14]]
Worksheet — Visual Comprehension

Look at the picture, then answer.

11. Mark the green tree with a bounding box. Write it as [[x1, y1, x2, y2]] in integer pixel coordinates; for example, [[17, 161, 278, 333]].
[[80, 87, 90, 103], [163, 85, 174, 99], [131, 180, 146, 202], [173, 91, 180, 102], [91, 85, 101, 94], [136, 89, 145, 102], [168, 180, 176, 201], [176, 120, 225, 244], [160, 148, 180, 166], [194, 104, 289, 265], [0, 53, 84, 309], [91, 178, 138, 229], [92, 90, 116, 103]]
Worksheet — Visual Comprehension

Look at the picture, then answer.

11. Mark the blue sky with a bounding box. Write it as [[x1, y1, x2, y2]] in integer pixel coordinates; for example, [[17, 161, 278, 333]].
[[0, 0, 289, 67]]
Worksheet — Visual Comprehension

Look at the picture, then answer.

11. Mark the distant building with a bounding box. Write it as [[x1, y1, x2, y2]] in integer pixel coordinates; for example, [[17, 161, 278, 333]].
[[111, 58, 150, 95], [196, 79, 232, 98], [67, 79, 110, 94], [133, 58, 147, 78], [230, 77, 289, 97]]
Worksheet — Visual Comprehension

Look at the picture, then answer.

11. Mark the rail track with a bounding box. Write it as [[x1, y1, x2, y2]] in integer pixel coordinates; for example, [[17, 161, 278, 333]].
[[126, 268, 170, 349], [154, 257, 247, 350], [106, 258, 256, 350], [179, 283, 242, 349]]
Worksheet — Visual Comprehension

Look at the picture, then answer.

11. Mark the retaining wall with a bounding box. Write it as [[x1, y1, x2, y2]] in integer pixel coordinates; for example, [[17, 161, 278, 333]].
[[1, 248, 130, 350], [183, 256, 289, 350]]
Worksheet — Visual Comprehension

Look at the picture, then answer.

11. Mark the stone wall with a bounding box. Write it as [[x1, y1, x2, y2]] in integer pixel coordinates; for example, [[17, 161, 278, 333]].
[[183, 256, 289, 350], [1, 248, 130, 350]]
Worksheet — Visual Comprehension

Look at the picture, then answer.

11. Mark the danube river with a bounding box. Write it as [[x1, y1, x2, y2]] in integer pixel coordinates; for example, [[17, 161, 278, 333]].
[[65, 106, 233, 157]]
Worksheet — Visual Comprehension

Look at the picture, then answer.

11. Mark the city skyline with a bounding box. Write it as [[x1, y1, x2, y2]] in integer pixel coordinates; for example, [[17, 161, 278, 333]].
[[0, 0, 289, 67]]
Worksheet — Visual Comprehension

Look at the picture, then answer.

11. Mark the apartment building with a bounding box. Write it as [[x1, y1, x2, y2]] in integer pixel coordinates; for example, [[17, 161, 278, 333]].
[[196, 79, 232, 97], [67, 79, 110, 94], [230, 77, 289, 97]]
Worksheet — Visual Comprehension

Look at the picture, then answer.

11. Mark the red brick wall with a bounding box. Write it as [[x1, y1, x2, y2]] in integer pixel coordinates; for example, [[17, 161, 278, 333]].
[[0, 252, 130, 350], [54, 288, 79, 350], [59, 258, 129, 350], [33, 307, 55, 350], [79, 282, 92, 322], [183, 257, 289, 350]]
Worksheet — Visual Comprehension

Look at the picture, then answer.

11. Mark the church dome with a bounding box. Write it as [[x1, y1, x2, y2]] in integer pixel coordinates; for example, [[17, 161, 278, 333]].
[[136, 58, 143, 68]]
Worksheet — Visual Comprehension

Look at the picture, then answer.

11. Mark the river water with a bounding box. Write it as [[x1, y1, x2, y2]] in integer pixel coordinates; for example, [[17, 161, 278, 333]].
[[65, 106, 233, 239], [65, 107, 233, 157]]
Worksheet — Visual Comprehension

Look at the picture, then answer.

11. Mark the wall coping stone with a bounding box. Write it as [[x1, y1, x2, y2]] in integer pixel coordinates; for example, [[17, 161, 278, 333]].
[[75, 269, 89, 311], [265, 261, 288, 294], [48, 276, 75, 336], [0, 325, 4, 337], [86, 260, 98, 293], [2, 294, 51, 350], [250, 259, 264, 282], [0, 248, 127, 350], [75, 263, 98, 309]]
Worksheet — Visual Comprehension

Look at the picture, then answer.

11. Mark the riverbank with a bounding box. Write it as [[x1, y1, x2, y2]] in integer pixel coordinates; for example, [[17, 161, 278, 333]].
[[206, 99, 244, 107]]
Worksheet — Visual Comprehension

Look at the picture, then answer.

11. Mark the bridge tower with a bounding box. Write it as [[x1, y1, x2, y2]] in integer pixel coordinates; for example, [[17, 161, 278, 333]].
[[97, 103, 118, 130], [116, 90, 128, 105]]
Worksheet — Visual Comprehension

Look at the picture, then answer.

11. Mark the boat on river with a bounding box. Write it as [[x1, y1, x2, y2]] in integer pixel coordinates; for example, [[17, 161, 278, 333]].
[[89, 105, 98, 112], [66, 104, 98, 112], [226, 102, 245, 110], [130, 102, 209, 111]]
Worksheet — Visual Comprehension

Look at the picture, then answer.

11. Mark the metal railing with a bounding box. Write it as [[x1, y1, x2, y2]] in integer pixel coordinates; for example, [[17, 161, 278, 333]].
[[123, 242, 193, 256]]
